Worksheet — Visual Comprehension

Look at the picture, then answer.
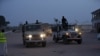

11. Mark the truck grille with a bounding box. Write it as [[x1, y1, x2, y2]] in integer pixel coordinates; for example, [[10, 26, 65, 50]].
[[32, 35, 41, 40], [70, 33, 77, 37]]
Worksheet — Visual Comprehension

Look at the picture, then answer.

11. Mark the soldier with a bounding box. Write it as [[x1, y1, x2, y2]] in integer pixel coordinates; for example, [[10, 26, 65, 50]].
[[61, 16, 68, 30], [36, 20, 39, 24], [22, 24, 25, 45], [0, 29, 7, 56]]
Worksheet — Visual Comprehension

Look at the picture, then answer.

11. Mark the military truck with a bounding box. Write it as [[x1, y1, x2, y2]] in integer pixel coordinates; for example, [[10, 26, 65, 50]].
[[22, 23, 47, 47], [52, 24, 82, 44]]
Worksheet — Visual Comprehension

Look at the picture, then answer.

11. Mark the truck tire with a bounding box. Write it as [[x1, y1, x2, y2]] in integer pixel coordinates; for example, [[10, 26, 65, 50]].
[[77, 39, 82, 44], [55, 39, 59, 43], [53, 35, 55, 41], [22, 35, 25, 45], [23, 40, 25, 45], [63, 35, 69, 44], [25, 42, 30, 48], [53, 35, 59, 43], [63, 37, 67, 44], [42, 42, 46, 47]]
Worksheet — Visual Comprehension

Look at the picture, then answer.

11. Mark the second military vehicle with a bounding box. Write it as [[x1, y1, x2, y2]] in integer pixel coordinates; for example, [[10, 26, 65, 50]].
[[52, 24, 82, 44]]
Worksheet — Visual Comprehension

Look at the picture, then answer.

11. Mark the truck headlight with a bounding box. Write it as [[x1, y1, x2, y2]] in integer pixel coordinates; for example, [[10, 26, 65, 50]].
[[66, 33, 69, 35], [26, 34, 32, 39], [40, 33, 46, 38], [79, 32, 82, 35], [75, 28, 79, 32]]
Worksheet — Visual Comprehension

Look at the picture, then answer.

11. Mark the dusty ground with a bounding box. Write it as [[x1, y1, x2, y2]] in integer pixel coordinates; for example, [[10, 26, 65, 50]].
[[5, 32, 100, 56]]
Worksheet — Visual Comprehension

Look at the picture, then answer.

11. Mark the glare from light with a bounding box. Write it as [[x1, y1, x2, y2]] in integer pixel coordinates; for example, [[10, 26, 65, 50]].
[[79, 32, 82, 35], [28, 35, 32, 38], [40, 34, 46, 38], [66, 33, 69, 35], [75, 28, 79, 32]]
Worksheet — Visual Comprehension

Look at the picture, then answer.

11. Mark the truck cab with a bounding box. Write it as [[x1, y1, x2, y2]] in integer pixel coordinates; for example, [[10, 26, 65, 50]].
[[22, 24, 47, 47]]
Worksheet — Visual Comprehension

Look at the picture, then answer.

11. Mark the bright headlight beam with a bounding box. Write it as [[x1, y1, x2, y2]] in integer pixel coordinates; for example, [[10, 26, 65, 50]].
[[79, 32, 82, 35], [28, 35, 32, 38], [75, 28, 79, 32], [40, 34, 46, 38], [66, 33, 69, 35]]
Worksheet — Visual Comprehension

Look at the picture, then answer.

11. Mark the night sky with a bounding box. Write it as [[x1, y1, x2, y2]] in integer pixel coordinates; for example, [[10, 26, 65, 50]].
[[0, 0, 100, 26]]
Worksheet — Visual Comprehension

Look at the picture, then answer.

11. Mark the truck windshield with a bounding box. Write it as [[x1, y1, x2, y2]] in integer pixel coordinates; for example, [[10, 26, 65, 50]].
[[25, 25, 41, 31], [68, 25, 76, 30]]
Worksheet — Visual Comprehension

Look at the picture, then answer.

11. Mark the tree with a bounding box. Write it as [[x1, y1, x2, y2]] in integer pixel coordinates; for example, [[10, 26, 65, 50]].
[[0, 16, 10, 27], [54, 18, 59, 25]]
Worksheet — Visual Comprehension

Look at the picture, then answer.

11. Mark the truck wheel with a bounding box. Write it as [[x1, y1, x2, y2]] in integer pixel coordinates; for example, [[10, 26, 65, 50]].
[[63, 38, 67, 44], [23, 40, 25, 45], [77, 39, 82, 44], [55, 39, 59, 43], [25, 43, 30, 48], [42, 42, 46, 47], [63, 36, 69, 44], [53, 35, 59, 43], [53, 35, 56, 40], [22, 35, 25, 45]]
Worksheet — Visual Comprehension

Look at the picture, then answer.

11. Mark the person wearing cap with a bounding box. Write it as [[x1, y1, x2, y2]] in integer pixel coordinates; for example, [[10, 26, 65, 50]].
[[0, 29, 7, 56]]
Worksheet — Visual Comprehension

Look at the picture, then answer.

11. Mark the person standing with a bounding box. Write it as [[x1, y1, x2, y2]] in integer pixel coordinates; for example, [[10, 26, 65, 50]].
[[0, 29, 7, 56], [22, 24, 26, 45], [61, 16, 68, 30]]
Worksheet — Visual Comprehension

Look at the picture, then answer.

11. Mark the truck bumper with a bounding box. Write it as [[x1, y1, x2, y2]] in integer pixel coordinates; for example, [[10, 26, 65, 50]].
[[67, 38, 82, 41], [25, 40, 46, 43]]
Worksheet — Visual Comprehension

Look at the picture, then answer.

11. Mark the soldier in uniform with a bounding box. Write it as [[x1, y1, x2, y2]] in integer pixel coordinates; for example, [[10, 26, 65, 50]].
[[61, 16, 68, 30]]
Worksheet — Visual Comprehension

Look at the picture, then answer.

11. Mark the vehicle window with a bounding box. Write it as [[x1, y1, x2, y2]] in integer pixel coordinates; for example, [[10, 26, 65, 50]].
[[25, 25, 41, 31], [68, 25, 75, 30]]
